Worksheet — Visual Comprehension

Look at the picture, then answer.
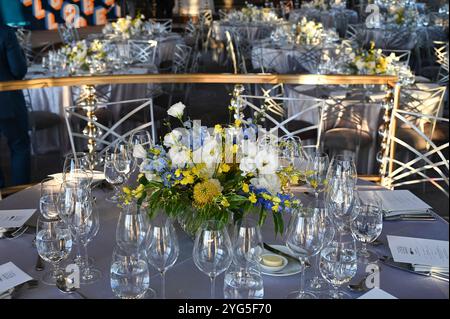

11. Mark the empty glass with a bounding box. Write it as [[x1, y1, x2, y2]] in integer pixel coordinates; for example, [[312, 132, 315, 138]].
[[104, 149, 124, 203], [36, 216, 73, 285], [110, 245, 150, 299], [116, 201, 147, 253], [351, 204, 383, 262], [39, 178, 61, 220], [285, 208, 324, 299], [145, 214, 179, 299], [129, 130, 153, 172], [114, 140, 132, 179], [193, 220, 233, 299], [63, 152, 94, 187], [319, 234, 357, 299], [232, 216, 264, 265]]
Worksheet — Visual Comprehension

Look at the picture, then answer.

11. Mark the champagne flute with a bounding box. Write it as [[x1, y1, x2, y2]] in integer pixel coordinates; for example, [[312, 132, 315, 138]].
[[114, 140, 132, 180], [145, 214, 179, 299], [36, 216, 73, 285], [285, 208, 324, 299], [104, 148, 124, 203], [305, 151, 330, 199], [193, 220, 233, 299]]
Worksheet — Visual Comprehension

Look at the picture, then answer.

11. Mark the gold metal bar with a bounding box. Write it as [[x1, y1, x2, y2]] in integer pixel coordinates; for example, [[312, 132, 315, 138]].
[[0, 74, 398, 92], [386, 84, 401, 189]]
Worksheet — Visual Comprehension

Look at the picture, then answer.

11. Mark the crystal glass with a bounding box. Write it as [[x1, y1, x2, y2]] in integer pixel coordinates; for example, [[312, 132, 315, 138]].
[[305, 151, 330, 199], [103, 148, 124, 202], [40, 178, 61, 220], [285, 208, 324, 299], [145, 214, 179, 299], [129, 130, 153, 173], [116, 201, 147, 253], [351, 203, 383, 262], [110, 245, 150, 299], [307, 199, 336, 292], [63, 152, 94, 187], [193, 220, 233, 299], [232, 216, 264, 265], [326, 176, 358, 233], [114, 140, 132, 178], [327, 154, 357, 187], [36, 216, 73, 285], [319, 235, 358, 299]]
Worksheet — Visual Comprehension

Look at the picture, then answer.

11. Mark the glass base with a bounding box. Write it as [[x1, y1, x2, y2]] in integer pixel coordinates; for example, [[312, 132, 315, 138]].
[[287, 290, 317, 299], [307, 277, 330, 291], [357, 249, 379, 263], [80, 267, 102, 285], [73, 256, 94, 266], [327, 290, 352, 299], [41, 269, 58, 286]]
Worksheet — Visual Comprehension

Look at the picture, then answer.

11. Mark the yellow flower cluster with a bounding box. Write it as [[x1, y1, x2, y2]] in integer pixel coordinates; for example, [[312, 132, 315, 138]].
[[193, 179, 223, 207]]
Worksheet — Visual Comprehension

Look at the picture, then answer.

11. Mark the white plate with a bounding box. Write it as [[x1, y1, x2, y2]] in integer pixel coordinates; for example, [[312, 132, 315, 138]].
[[260, 245, 302, 277]]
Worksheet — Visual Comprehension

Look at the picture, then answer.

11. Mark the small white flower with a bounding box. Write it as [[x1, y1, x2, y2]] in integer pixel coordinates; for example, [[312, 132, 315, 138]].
[[168, 145, 191, 168], [163, 130, 183, 147], [255, 149, 279, 174], [167, 102, 186, 118], [240, 156, 257, 175]]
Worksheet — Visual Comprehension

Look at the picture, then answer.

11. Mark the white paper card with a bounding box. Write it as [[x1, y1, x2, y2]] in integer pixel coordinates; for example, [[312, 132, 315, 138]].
[[357, 190, 431, 216], [0, 209, 36, 228], [387, 235, 449, 268], [0, 262, 33, 294], [358, 288, 397, 299]]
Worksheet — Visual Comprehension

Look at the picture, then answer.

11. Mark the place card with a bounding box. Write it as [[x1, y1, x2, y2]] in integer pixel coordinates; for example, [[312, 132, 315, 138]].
[[387, 235, 449, 268], [0, 262, 33, 294], [0, 209, 36, 228], [358, 288, 397, 299], [357, 190, 431, 216]]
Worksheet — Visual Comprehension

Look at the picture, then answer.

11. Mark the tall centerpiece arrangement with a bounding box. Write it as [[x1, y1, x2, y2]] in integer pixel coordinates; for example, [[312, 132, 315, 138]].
[[102, 15, 145, 40], [122, 102, 301, 236]]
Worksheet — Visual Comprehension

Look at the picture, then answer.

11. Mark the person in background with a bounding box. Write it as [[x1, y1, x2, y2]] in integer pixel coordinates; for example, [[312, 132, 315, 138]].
[[0, 15, 31, 188], [156, 0, 175, 19]]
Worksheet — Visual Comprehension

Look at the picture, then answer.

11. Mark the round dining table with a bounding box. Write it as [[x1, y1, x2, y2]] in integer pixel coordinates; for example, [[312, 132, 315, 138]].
[[0, 180, 448, 299]]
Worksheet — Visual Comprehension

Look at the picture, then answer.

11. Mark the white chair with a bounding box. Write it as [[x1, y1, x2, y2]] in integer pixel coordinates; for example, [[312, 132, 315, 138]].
[[150, 19, 173, 33], [381, 49, 412, 66], [129, 40, 158, 65]]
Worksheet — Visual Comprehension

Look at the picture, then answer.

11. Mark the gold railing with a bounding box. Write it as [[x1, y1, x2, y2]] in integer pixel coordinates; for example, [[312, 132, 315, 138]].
[[0, 74, 399, 185]]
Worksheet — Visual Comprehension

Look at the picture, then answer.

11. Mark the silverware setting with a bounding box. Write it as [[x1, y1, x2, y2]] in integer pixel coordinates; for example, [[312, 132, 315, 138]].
[[0, 279, 39, 299], [383, 214, 436, 221], [379, 256, 449, 282], [348, 275, 369, 292], [0, 225, 29, 240], [56, 272, 88, 299]]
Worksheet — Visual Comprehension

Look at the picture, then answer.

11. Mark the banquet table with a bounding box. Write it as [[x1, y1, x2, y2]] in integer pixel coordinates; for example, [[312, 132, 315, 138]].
[[212, 21, 283, 42], [0, 181, 448, 299], [24, 65, 160, 155], [289, 8, 358, 37]]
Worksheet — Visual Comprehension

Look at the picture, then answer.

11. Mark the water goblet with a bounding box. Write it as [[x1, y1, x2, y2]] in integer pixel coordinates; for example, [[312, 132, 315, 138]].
[[40, 178, 61, 220]]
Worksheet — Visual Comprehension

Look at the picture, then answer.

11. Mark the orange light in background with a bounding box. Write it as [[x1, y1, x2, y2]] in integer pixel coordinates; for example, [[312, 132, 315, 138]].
[[49, 0, 63, 10], [224, 0, 234, 9], [21, 0, 32, 7], [32, 0, 46, 20]]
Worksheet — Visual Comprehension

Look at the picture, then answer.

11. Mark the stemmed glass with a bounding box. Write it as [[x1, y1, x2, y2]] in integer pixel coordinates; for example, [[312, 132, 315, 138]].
[[193, 220, 233, 299], [39, 178, 61, 220], [307, 199, 336, 293], [129, 130, 153, 173], [224, 216, 264, 299], [103, 148, 124, 203], [327, 154, 357, 186], [35, 216, 73, 285], [114, 140, 132, 183], [319, 234, 358, 299], [110, 245, 150, 299], [305, 151, 330, 199], [351, 203, 383, 262], [285, 208, 324, 299], [63, 152, 94, 187], [145, 214, 179, 299]]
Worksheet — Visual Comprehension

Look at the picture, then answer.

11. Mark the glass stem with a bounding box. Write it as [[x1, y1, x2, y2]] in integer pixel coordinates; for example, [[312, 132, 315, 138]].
[[82, 243, 90, 278], [362, 242, 368, 254], [313, 254, 320, 281], [210, 276, 216, 299], [299, 258, 306, 294], [161, 271, 166, 299]]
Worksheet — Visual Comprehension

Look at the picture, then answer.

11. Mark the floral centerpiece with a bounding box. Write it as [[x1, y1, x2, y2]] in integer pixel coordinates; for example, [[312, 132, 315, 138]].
[[293, 18, 324, 45], [228, 4, 281, 23], [345, 42, 400, 75], [122, 102, 301, 235], [58, 39, 108, 75], [302, 0, 329, 10], [102, 15, 145, 40], [386, 5, 418, 27]]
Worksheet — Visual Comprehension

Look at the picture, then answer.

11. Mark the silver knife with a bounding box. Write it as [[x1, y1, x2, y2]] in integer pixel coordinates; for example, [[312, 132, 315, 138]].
[[379, 256, 431, 277], [384, 214, 436, 221]]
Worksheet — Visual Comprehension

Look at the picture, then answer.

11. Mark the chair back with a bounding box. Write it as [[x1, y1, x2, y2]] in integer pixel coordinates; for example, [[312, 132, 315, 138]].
[[129, 40, 158, 65]]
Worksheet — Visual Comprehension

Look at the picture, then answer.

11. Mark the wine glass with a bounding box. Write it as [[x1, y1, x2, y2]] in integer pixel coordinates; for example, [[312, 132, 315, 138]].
[[63, 152, 94, 187], [103, 148, 124, 203], [307, 199, 336, 293], [305, 151, 329, 199], [36, 216, 73, 285], [327, 154, 357, 187], [129, 130, 152, 172], [114, 140, 132, 181], [116, 201, 147, 253], [145, 214, 179, 299], [285, 208, 324, 299], [193, 220, 233, 299], [224, 216, 264, 299], [350, 203, 383, 263], [319, 234, 358, 299], [73, 199, 102, 284], [39, 178, 61, 220], [110, 245, 150, 299]]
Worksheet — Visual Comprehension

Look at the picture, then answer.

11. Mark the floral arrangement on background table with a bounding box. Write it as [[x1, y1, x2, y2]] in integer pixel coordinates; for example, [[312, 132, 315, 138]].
[[123, 102, 301, 235], [102, 15, 145, 40], [386, 5, 418, 27], [227, 3, 281, 23], [58, 39, 108, 75], [345, 42, 399, 75], [302, 0, 329, 10], [293, 17, 324, 45]]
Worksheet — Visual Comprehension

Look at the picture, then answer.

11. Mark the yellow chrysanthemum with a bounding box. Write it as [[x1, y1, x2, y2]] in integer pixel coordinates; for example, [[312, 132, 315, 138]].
[[242, 183, 250, 193], [193, 179, 223, 206], [249, 193, 257, 204]]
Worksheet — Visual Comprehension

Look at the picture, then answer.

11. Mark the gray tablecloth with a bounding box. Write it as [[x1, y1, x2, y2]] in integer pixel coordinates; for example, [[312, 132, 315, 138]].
[[212, 21, 280, 42], [0, 181, 448, 299]]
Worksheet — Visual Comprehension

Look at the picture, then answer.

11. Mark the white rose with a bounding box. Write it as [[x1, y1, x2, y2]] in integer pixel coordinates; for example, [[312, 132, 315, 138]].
[[255, 149, 279, 174], [168, 145, 191, 168], [250, 174, 281, 195], [167, 102, 186, 118], [163, 130, 183, 148]]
